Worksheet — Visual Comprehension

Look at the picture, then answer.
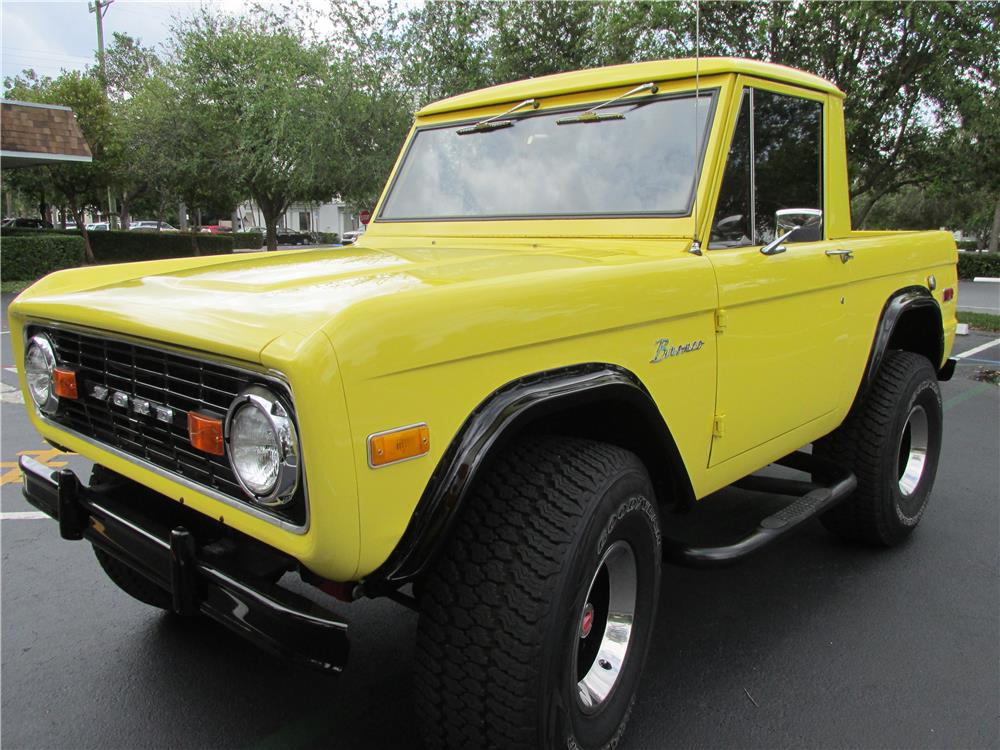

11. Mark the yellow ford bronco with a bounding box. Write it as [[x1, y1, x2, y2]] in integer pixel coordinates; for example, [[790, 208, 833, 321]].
[[12, 58, 957, 749]]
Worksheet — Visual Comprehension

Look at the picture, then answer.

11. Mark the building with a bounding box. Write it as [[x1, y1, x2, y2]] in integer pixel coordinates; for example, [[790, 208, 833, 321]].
[[237, 198, 360, 237], [1, 99, 92, 168]]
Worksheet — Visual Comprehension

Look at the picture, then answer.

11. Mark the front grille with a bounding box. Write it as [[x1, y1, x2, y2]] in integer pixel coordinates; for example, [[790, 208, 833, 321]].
[[32, 325, 306, 527]]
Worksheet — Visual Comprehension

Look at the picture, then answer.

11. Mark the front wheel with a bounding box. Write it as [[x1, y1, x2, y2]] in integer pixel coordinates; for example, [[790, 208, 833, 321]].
[[814, 350, 943, 546], [414, 437, 662, 750]]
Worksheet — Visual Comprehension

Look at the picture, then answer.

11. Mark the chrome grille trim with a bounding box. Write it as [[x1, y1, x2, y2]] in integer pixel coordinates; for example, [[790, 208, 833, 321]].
[[25, 319, 309, 534]]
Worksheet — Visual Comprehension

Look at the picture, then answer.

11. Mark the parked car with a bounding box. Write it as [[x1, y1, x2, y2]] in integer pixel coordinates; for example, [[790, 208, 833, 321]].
[[10, 58, 960, 750], [85, 222, 110, 232], [129, 221, 178, 232], [198, 225, 231, 234], [1, 217, 53, 229], [245, 226, 309, 245], [340, 229, 364, 245]]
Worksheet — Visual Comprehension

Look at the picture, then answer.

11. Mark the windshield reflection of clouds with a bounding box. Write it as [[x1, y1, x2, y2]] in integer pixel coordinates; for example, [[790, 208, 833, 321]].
[[382, 96, 713, 219]]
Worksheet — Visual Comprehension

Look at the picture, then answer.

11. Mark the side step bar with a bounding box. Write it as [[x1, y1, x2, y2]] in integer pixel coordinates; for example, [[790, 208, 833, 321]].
[[663, 451, 856, 568]]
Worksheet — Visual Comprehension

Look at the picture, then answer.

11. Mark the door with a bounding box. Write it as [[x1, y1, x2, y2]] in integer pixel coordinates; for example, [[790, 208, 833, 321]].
[[708, 80, 849, 466]]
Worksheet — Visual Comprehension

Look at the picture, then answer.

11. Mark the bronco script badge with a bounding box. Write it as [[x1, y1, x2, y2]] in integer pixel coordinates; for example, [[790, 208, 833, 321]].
[[650, 337, 704, 364]]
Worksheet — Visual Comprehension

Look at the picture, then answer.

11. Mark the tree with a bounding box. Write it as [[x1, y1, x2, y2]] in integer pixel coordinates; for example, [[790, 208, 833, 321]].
[[169, 11, 339, 249]]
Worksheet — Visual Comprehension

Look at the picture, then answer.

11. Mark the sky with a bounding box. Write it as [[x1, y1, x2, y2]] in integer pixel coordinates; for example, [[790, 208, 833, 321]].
[[0, 1, 318, 87]]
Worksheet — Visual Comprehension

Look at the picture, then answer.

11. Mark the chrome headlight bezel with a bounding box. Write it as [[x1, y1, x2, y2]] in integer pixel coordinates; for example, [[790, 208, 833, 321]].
[[24, 334, 59, 415], [224, 385, 300, 507]]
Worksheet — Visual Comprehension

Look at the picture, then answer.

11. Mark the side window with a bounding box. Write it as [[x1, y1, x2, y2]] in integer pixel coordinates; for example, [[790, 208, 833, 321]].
[[709, 91, 752, 248], [710, 88, 823, 249], [752, 90, 822, 244]]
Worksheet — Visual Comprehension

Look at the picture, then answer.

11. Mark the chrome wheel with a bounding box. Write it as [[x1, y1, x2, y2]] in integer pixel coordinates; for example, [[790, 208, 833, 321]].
[[574, 540, 637, 714], [897, 404, 929, 497]]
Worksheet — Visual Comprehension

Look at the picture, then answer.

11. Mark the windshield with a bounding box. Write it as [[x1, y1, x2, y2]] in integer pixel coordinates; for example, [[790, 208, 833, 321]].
[[379, 91, 715, 221]]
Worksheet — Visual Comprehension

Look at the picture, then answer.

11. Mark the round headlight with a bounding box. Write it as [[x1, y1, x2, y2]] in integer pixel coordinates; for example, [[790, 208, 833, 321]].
[[25, 334, 58, 414], [225, 386, 299, 506]]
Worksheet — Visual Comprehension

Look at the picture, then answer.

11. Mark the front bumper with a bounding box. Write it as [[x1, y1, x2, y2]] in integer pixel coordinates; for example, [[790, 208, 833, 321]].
[[19, 455, 349, 672]]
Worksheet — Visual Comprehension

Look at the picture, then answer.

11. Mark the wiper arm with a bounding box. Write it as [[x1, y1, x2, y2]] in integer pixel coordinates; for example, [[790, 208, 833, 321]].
[[457, 98, 540, 135], [556, 82, 659, 125]]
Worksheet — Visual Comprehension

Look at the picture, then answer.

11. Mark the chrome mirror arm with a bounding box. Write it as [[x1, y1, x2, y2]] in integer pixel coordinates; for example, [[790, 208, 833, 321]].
[[760, 227, 798, 256]]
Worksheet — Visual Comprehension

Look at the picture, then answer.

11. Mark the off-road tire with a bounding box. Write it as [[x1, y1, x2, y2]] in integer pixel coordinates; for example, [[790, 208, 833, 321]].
[[814, 350, 943, 546], [89, 464, 173, 610], [414, 436, 662, 750], [93, 547, 173, 610]]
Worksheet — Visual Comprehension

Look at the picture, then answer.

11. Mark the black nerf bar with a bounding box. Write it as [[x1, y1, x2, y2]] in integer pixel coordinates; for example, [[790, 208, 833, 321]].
[[19, 455, 349, 672]]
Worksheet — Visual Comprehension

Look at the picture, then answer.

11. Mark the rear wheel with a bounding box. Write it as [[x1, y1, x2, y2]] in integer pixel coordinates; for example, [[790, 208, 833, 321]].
[[814, 350, 943, 546], [414, 436, 662, 750]]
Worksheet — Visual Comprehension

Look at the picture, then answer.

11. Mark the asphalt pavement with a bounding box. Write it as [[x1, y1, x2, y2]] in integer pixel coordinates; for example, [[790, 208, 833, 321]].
[[2, 292, 998, 750]]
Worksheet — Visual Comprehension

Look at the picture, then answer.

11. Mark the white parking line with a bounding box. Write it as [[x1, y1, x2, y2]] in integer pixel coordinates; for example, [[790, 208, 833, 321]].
[[955, 338, 1000, 360], [0, 382, 24, 404], [1, 511, 48, 520]]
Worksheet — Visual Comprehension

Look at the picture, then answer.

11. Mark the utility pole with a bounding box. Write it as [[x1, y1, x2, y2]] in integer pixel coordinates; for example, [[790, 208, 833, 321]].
[[89, 0, 114, 88], [89, 0, 117, 228]]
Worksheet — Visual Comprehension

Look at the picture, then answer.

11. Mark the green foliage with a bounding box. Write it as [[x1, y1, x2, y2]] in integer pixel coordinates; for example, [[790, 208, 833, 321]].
[[2, 228, 233, 265], [0, 234, 85, 281], [86, 230, 234, 261], [233, 231, 263, 249], [957, 252, 1000, 280], [169, 11, 339, 249]]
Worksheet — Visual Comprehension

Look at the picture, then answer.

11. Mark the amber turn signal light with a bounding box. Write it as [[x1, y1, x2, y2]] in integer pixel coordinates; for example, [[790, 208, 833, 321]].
[[52, 368, 78, 399], [368, 424, 430, 467], [188, 411, 225, 456]]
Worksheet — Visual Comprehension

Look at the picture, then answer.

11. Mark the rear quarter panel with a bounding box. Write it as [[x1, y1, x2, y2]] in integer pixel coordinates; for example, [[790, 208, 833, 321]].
[[839, 229, 958, 393]]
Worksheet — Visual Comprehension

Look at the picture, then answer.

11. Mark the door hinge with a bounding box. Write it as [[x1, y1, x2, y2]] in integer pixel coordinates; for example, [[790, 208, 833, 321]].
[[715, 308, 728, 333], [713, 414, 726, 438]]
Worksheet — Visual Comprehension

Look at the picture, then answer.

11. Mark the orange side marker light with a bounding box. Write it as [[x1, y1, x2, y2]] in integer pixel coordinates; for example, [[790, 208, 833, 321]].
[[369, 424, 430, 467], [52, 368, 78, 399], [188, 412, 225, 456]]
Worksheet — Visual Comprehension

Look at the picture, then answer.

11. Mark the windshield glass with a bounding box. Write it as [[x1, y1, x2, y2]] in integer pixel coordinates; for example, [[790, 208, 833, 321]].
[[379, 91, 715, 221]]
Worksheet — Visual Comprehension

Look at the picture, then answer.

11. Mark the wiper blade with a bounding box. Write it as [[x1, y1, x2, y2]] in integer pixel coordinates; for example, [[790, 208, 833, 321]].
[[457, 98, 540, 135], [556, 82, 659, 125]]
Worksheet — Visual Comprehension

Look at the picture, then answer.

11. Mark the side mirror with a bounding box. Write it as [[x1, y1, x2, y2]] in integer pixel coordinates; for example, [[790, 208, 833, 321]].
[[775, 208, 823, 243]]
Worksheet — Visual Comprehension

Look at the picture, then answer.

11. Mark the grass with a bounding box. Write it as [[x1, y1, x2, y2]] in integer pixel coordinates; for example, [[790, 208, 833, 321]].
[[1, 280, 30, 294], [958, 311, 1000, 332]]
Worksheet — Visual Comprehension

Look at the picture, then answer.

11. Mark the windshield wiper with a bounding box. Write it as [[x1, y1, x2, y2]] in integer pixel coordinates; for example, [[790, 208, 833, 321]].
[[556, 82, 659, 125], [457, 98, 540, 135]]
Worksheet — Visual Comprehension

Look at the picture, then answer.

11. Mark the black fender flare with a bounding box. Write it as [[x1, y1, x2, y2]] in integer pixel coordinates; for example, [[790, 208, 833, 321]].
[[365, 363, 693, 590], [857, 286, 946, 404]]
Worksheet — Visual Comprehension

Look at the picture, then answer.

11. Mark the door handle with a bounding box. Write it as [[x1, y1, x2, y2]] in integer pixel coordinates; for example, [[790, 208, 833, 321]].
[[825, 249, 854, 264]]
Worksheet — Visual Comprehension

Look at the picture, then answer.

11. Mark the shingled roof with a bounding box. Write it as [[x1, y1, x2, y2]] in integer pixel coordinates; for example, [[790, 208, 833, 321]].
[[1, 99, 93, 168]]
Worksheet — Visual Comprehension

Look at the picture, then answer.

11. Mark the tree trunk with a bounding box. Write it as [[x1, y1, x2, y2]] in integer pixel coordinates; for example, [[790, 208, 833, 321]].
[[71, 206, 96, 264], [120, 194, 131, 230], [254, 194, 286, 252], [989, 192, 1000, 254], [178, 202, 188, 231]]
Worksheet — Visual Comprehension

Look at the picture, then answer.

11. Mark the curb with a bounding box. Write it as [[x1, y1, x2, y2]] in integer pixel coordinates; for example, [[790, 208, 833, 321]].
[[972, 276, 1000, 283]]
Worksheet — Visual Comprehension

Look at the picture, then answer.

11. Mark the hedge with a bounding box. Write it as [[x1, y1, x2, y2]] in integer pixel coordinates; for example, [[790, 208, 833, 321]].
[[957, 252, 1000, 280], [2, 234, 86, 281], [84, 230, 234, 261], [2, 227, 234, 267], [233, 231, 263, 250]]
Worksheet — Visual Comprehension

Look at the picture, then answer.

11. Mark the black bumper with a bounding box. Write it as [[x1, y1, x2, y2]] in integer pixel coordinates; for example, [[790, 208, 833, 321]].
[[19, 456, 349, 672]]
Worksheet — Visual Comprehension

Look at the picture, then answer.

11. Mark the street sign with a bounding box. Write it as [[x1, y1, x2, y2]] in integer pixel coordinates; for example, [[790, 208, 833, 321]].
[[359, 209, 371, 225]]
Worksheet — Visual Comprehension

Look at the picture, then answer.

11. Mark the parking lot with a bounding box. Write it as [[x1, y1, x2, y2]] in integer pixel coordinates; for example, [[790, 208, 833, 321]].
[[1, 291, 997, 750]]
